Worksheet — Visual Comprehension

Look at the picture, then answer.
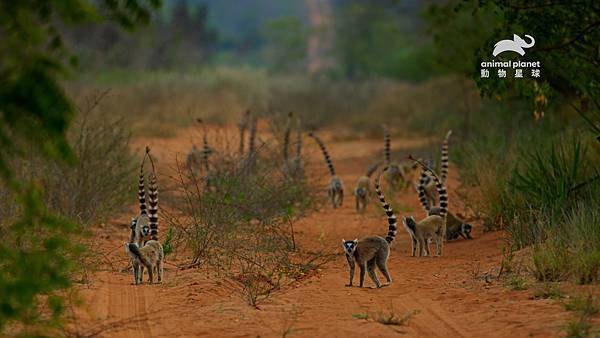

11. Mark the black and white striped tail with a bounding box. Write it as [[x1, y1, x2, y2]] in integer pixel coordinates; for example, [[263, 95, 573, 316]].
[[440, 130, 452, 183], [138, 167, 147, 215], [376, 169, 398, 243], [417, 168, 431, 212], [411, 157, 448, 219], [427, 169, 447, 219], [148, 172, 159, 240], [308, 132, 336, 176], [383, 127, 391, 164]]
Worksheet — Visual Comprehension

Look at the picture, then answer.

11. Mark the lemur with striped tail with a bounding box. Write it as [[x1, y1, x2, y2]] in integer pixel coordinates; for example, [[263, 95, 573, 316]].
[[354, 161, 381, 213], [382, 126, 408, 190], [130, 148, 151, 247], [308, 132, 343, 208], [126, 146, 164, 285], [416, 146, 473, 241], [342, 168, 397, 288], [404, 156, 448, 257]]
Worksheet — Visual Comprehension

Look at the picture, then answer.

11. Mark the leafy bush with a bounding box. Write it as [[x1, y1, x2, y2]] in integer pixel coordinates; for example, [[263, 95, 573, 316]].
[[0, 95, 136, 226], [168, 130, 329, 306]]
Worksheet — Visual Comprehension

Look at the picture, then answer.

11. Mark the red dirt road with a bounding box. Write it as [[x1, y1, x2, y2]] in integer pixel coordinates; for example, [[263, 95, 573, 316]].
[[69, 125, 572, 337]]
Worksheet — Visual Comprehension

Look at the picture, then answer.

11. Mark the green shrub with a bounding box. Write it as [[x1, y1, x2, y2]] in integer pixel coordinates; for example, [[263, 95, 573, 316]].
[[532, 238, 570, 282], [506, 275, 528, 290], [168, 133, 328, 306], [0, 97, 136, 226]]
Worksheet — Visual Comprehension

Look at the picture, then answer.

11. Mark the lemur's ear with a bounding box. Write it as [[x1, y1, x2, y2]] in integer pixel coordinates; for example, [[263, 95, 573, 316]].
[[353, 238, 358, 243], [341, 239, 346, 244]]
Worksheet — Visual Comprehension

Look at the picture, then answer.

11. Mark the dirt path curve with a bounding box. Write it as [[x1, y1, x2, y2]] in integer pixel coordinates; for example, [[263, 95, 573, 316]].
[[69, 124, 570, 337]]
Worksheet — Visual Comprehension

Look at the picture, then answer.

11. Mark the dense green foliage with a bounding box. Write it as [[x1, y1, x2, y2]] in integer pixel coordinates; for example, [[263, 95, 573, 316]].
[[0, 0, 159, 334], [426, 0, 600, 283]]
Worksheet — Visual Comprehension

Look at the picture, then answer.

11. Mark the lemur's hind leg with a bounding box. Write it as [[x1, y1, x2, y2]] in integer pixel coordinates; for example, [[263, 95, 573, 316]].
[[376, 255, 392, 285], [157, 259, 164, 283], [145, 263, 154, 284], [367, 259, 381, 288], [132, 263, 140, 285]]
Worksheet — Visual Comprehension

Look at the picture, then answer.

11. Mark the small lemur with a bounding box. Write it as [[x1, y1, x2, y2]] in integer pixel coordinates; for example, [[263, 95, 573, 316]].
[[125, 241, 164, 285], [308, 132, 343, 208], [342, 168, 397, 288], [127, 146, 163, 285], [382, 126, 408, 190], [354, 161, 381, 213], [415, 130, 473, 241], [403, 157, 448, 257]]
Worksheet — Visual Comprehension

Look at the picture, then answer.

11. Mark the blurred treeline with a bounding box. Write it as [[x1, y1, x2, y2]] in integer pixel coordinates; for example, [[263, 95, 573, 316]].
[[64, 0, 438, 80]]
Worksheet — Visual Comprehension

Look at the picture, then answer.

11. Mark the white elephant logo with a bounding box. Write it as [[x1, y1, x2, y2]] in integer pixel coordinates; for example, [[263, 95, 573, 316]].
[[492, 34, 535, 57]]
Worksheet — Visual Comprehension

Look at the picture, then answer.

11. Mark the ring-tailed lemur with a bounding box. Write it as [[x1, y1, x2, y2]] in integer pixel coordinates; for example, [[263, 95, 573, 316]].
[[354, 161, 381, 213], [342, 168, 397, 288], [130, 149, 151, 247], [125, 241, 164, 285], [127, 146, 163, 285], [308, 132, 343, 208], [403, 157, 448, 257]]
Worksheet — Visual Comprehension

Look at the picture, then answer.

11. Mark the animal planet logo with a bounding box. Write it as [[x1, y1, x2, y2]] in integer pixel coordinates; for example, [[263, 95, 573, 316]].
[[492, 34, 535, 57]]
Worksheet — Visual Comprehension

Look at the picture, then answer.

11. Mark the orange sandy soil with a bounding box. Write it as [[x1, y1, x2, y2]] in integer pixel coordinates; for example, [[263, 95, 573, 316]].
[[67, 124, 580, 337]]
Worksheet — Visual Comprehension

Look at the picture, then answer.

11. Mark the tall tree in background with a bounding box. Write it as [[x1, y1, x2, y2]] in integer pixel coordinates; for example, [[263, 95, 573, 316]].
[[0, 1, 160, 334]]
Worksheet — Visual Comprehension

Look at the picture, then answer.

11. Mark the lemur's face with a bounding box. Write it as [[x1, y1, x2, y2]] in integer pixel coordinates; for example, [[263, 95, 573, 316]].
[[131, 217, 150, 237], [342, 239, 358, 255], [461, 223, 473, 239], [141, 224, 150, 237], [355, 187, 366, 198]]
